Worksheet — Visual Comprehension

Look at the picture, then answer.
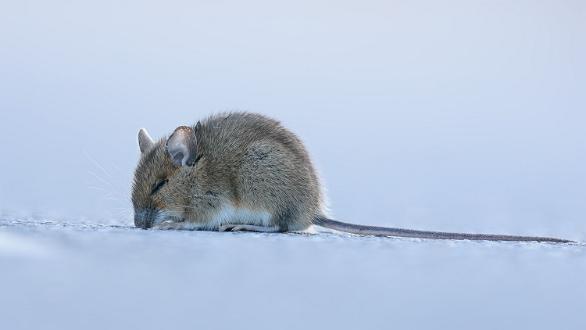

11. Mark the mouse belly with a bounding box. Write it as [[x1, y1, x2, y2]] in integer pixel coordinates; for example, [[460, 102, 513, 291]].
[[152, 203, 276, 231], [188, 203, 273, 231]]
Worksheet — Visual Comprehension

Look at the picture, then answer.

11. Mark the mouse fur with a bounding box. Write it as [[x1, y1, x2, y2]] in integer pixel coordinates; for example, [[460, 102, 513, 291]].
[[132, 112, 573, 243], [132, 112, 324, 232]]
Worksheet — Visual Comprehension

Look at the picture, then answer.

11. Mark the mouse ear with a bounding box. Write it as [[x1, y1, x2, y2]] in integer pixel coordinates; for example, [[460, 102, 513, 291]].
[[166, 125, 198, 167], [138, 128, 155, 153]]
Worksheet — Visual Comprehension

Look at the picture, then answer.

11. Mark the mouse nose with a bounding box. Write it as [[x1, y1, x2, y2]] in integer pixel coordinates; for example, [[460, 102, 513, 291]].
[[134, 208, 158, 229]]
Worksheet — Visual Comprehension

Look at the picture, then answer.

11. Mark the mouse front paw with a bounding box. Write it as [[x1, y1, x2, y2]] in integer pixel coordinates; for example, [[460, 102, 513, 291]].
[[219, 224, 254, 232], [218, 224, 238, 232], [154, 220, 178, 230], [218, 224, 279, 233]]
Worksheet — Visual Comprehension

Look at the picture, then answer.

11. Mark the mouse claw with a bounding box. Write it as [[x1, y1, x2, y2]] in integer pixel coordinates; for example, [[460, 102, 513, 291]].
[[155, 220, 176, 230], [219, 224, 249, 232], [219, 224, 280, 233], [219, 224, 236, 232]]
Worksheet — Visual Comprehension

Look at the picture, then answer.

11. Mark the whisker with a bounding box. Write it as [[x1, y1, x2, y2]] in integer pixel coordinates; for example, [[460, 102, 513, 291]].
[[83, 149, 113, 179], [88, 183, 127, 199], [88, 170, 113, 187], [88, 185, 109, 192]]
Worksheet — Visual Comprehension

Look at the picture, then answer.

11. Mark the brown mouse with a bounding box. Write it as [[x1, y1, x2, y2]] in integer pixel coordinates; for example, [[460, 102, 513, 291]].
[[132, 112, 571, 243]]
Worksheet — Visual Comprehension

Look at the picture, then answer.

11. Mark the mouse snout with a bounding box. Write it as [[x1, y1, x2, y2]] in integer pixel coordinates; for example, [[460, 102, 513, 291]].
[[134, 208, 159, 229]]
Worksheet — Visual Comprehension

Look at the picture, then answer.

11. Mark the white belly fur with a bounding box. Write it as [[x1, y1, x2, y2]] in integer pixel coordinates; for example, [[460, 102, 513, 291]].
[[200, 203, 272, 230]]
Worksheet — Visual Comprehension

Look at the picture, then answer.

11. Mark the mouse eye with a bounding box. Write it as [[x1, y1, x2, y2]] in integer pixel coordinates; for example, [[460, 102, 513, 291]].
[[151, 179, 168, 195]]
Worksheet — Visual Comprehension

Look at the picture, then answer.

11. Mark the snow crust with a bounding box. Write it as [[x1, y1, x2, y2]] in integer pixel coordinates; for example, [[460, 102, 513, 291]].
[[1, 218, 585, 330]]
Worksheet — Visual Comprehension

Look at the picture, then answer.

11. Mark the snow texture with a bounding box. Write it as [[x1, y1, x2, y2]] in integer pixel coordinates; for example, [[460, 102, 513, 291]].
[[1, 217, 585, 330]]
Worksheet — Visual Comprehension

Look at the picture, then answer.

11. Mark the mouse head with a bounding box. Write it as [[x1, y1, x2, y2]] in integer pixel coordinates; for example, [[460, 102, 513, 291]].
[[131, 125, 199, 229]]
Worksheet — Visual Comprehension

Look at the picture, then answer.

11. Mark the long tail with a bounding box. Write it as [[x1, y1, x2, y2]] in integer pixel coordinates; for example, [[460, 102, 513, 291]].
[[313, 217, 573, 243]]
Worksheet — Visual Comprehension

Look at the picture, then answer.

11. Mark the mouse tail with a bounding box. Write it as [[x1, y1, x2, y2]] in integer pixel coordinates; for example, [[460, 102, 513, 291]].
[[313, 217, 573, 243]]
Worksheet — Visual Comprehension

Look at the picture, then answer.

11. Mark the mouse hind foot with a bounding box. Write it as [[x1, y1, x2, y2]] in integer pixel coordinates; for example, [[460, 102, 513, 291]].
[[219, 224, 280, 233]]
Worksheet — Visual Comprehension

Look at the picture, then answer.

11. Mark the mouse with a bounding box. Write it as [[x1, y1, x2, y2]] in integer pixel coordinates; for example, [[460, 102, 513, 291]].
[[132, 112, 572, 243]]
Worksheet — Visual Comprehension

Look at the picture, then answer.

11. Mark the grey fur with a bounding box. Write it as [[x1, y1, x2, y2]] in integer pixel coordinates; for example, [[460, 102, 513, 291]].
[[132, 112, 322, 232], [132, 112, 573, 243]]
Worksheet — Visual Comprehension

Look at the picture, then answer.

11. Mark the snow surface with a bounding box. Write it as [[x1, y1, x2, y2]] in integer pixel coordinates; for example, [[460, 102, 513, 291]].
[[1, 217, 585, 330]]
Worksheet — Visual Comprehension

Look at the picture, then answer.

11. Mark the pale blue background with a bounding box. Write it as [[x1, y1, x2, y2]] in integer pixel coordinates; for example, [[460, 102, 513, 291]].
[[1, 2, 585, 330], [1, 0, 584, 239]]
